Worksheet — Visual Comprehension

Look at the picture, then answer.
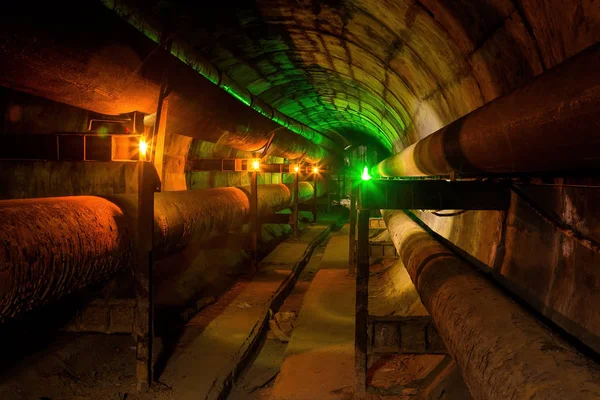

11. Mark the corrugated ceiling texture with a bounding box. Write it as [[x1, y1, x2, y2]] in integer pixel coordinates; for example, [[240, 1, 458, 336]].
[[128, 0, 600, 152]]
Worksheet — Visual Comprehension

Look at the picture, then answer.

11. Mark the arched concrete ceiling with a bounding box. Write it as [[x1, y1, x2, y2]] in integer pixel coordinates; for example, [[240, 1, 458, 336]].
[[130, 0, 599, 152]]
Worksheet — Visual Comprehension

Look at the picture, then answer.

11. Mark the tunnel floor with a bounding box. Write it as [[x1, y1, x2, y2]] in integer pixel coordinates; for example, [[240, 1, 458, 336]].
[[0, 213, 469, 400]]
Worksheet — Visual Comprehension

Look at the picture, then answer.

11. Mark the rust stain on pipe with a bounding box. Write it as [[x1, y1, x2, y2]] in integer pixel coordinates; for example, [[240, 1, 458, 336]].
[[382, 210, 600, 399]]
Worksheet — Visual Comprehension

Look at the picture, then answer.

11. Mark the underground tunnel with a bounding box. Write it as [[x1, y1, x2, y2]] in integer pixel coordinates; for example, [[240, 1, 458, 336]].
[[0, 0, 599, 399]]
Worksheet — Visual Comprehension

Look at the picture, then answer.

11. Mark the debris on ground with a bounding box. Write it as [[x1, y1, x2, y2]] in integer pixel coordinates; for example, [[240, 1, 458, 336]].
[[268, 312, 296, 343]]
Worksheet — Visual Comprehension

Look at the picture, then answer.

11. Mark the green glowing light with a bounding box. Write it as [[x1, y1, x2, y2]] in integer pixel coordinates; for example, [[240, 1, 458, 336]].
[[361, 166, 372, 181]]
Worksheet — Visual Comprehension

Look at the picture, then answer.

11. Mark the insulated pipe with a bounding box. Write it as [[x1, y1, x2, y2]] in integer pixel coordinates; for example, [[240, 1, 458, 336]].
[[0, 1, 334, 162], [382, 210, 600, 399], [375, 43, 600, 177], [0, 183, 319, 320], [99, 0, 342, 153]]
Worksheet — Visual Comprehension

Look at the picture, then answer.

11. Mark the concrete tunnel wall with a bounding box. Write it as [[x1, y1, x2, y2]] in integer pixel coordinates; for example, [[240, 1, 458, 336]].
[[158, 0, 599, 352], [1, 0, 600, 363]]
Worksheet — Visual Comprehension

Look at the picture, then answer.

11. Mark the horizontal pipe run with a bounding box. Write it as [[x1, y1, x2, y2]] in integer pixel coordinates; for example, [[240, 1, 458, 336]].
[[375, 43, 600, 177], [382, 210, 600, 399], [98, 0, 342, 153], [0, 1, 334, 162], [0, 183, 320, 321], [0, 161, 141, 200]]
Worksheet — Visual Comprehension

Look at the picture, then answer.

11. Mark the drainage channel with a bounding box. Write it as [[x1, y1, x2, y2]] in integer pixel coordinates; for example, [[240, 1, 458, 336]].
[[227, 238, 330, 400]]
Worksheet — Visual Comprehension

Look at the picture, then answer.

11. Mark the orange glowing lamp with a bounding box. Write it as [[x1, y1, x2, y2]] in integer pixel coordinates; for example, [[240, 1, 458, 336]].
[[139, 138, 148, 160], [292, 165, 300, 173], [312, 166, 319, 174], [251, 159, 261, 171]]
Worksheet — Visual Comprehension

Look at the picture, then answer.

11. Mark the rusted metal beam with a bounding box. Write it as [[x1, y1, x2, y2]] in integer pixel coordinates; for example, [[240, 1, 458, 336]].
[[0, 134, 142, 163], [311, 172, 318, 222], [250, 170, 259, 274], [348, 181, 358, 274], [375, 43, 600, 177], [382, 210, 600, 399], [354, 209, 370, 399], [133, 161, 157, 392], [151, 78, 170, 181], [368, 242, 398, 259], [292, 171, 299, 237], [359, 180, 510, 210], [368, 315, 446, 355]]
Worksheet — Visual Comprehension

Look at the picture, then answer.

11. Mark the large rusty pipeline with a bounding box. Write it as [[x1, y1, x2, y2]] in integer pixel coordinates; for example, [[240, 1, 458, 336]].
[[0, 1, 337, 162], [374, 43, 600, 177], [382, 210, 600, 399], [0, 183, 319, 321]]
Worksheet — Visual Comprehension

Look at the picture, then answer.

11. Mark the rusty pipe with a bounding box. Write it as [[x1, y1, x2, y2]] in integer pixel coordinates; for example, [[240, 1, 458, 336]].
[[0, 196, 133, 321], [0, 183, 320, 320], [375, 43, 600, 177], [382, 210, 600, 399], [0, 1, 333, 162]]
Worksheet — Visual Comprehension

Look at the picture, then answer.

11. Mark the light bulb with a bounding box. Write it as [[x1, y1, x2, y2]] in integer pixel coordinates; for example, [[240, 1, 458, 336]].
[[139, 138, 148, 159], [361, 166, 372, 181]]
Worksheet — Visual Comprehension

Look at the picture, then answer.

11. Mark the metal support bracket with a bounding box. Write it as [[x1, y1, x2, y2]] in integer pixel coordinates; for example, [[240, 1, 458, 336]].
[[354, 209, 370, 399], [250, 170, 259, 274], [311, 171, 318, 223], [259, 131, 276, 160], [133, 161, 160, 392], [359, 179, 510, 210], [354, 178, 510, 395], [349, 181, 358, 274], [292, 171, 299, 237], [368, 315, 447, 355]]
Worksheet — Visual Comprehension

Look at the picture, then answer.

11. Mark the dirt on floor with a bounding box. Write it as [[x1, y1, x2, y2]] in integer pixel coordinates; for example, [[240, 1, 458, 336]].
[[0, 219, 471, 400]]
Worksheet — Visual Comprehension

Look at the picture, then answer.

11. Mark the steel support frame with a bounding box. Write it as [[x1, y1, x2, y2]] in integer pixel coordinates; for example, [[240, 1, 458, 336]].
[[312, 171, 318, 223], [292, 171, 300, 237], [134, 161, 159, 392], [354, 209, 370, 399], [359, 179, 510, 210], [187, 159, 301, 173], [348, 180, 358, 274], [250, 170, 260, 273], [352, 179, 510, 397], [0, 133, 143, 162]]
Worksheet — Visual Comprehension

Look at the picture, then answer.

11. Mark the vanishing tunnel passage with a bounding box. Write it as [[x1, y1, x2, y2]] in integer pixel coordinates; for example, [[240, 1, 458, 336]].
[[0, 1, 599, 399]]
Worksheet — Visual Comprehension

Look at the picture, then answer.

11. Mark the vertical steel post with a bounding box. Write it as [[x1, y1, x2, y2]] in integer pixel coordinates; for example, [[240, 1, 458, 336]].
[[312, 170, 318, 222], [250, 170, 259, 273], [134, 161, 156, 392], [337, 174, 342, 204], [355, 205, 370, 399], [152, 97, 168, 181], [349, 180, 357, 274], [150, 39, 171, 181], [292, 170, 299, 237], [326, 174, 331, 213]]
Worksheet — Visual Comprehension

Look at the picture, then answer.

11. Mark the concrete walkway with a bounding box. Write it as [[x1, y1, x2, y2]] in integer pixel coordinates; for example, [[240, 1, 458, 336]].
[[164, 221, 337, 400], [271, 226, 355, 400]]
